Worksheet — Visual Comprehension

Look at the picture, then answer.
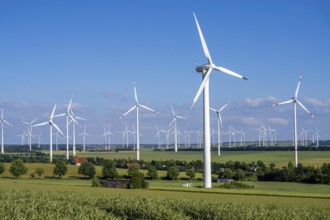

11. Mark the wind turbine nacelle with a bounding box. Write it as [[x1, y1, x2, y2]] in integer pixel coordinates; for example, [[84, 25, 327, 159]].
[[196, 64, 211, 73]]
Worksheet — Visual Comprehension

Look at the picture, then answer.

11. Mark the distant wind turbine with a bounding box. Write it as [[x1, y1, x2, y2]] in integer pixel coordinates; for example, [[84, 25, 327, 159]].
[[169, 105, 187, 152], [271, 74, 315, 167], [34, 105, 63, 163], [22, 119, 37, 151], [210, 102, 229, 156], [79, 125, 89, 151], [120, 81, 157, 161], [1, 109, 13, 154]]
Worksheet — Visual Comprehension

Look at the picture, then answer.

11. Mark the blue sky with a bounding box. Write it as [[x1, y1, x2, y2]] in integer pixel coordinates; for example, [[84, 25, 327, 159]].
[[0, 0, 329, 145]]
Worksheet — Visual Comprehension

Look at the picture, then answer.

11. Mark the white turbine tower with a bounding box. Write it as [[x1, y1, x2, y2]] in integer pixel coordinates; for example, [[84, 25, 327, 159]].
[[33, 105, 63, 163], [271, 74, 315, 167], [1, 109, 13, 154], [22, 119, 37, 151], [17, 131, 27, 146], [169, 106, 187, 152], [210, 102, 229, 156], [120, 81, 156, 161], [79, 125, 89, 151], [69, 105, 86, 157], [54, 97, 75, 160], [191, 13, 247, 188]]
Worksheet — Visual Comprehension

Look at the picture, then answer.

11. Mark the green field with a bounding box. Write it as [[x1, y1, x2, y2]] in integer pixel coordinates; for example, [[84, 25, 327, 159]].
[[45, 149, 330, 167]]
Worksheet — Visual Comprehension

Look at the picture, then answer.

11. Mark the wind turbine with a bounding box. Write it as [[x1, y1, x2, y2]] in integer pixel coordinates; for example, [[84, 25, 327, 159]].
[[271, 74, 315, 167], [1, 109, 13, 154], [79, 125, 89, 151], [53, 130, 62, 151], [169, 106, 187, 152], [191, 13, 247, 188], [17, 131, 27, 146], [54, 96, 75, 160], [120, 81, 156, 161], [69, 105, 86, 157], [210, 102, 229, 156], [33, 105, 63, 163], [155, 125, 162, 149], [22, 119, 37, 151]]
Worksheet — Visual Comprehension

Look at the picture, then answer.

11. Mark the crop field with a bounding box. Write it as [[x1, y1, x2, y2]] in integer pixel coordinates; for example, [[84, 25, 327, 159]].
[[2, 151, 330, 219], [46, 149, 330, 167], [0, 178, 330, 219]]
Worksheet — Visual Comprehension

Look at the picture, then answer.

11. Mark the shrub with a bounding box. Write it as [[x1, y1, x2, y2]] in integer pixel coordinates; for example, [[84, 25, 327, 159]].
[[0, 163, 5, 175], [79, 162, 96, 179], [35, 168, 44, 178], [53, 160, 68, 178], [102, 159, 118, 179], [146, 165, 158, 180], [185, 168, 196, 179], [91, 177, 101, 187], [9, 159, 28, 178], [166, 166, 180, 180]]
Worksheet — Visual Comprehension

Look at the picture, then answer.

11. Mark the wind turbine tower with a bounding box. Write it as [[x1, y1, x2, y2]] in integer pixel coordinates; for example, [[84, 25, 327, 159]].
[[169, 105, 187, 152], [191, 13, 247, 188], [120, 82, 156, 160], [210, 102, 229, 156], [271, 74, 315, 167], [1, 109, 13, 154]]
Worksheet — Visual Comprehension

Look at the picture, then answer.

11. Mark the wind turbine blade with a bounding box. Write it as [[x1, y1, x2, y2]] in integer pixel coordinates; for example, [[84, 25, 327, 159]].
[[193, 12, 212, 64], [177, 116, 187, 120], [121, 105, 136, 118], [210, 107, 217, 112], [75, 116, 87, 121], [192, 67, 213, 108], [33, 121, 49, 127], [219, 114, 223, 125], [170, 105, 176, 116], [295, 73, 303, 99], [271, 99, 293, 107], [133, 81, 138, 104], [169, 118, 175, 127], [296, 100, 316, 119], [219, 103, 229, 112], [52, 123, 64, 135], [31, 119, 37, 124], [139, 104, 155, 112], [213, 66, 247, 80], [51, 105, 57, 119], [22, 121, 30, 125], [67, 97, 73, 112], [54, 113, 66, 118], [3, 120, 13, 126]]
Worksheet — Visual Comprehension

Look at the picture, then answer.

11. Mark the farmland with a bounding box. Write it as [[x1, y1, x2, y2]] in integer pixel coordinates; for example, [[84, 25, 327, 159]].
[[1, 150, 330, 219]]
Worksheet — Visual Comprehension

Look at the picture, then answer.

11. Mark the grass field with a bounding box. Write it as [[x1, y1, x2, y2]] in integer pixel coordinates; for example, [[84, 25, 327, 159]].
[[43, 149, 330, 167]]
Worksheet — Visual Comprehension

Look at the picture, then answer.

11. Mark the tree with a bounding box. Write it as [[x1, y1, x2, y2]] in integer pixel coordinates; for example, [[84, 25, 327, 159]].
[[79, 162, 96, 179], [147, 165, 158, 180], [223, 168, 233, 179], [53, 160, 68, 178], [9, 159, 28, 178], [0, 163, 5, 175], [102, 159, 118, 179], [166, 165, 180, 180], [185, 168, 196, 179], [128, 164, 140, 177], [129, 169, 148, 189], [35, 167, 44, 178], [234, 169, 245, 181]]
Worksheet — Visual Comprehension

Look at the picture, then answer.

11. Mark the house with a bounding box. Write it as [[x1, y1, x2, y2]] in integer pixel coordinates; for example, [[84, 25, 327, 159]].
[[74, 157, 88, 166], [99, 179, 131, 188], [126, 163, 141, 169]]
